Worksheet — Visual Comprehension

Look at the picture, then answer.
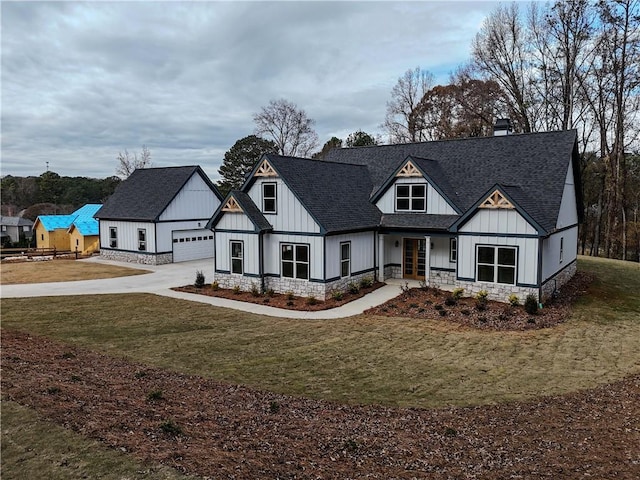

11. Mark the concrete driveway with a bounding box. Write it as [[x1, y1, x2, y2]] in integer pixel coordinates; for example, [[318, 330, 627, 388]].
[[1, 257, 402, 319]]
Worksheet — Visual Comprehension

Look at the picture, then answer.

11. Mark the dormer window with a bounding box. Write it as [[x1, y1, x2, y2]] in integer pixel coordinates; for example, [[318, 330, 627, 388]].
[[262, 183, 277, 213], [396, 184, 426, 212]]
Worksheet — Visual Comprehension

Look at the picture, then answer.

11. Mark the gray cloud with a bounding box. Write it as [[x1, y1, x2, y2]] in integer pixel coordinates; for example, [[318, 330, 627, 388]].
[[1, 1, 500, 181]]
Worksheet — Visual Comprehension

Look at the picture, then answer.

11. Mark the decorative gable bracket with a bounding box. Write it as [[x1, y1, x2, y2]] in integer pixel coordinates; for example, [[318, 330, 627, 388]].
[[221, 196, 243, 213], [396, 160, 422, 177], [479, 190, 514, 209], [254, 159, 277, 177]]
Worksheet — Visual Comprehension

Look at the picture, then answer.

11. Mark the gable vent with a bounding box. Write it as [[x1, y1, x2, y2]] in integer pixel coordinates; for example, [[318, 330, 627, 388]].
[[254, 159, 277, 177], [222, 196, 243, 212], [480, 190, 514, 209], [396, 160, 422, 177]]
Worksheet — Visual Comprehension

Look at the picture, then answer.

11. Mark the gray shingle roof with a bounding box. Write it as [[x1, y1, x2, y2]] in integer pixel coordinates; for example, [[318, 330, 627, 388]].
[[94, 166, 221, 222], [325, 130, 579, 234], [0, 216, 34, 227], [381, 214, 460, 230], [207, 191, 272, 232], [264, 155, 382, 234]]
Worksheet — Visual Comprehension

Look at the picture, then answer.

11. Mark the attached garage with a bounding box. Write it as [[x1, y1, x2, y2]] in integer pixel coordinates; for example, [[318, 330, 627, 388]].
[[172, 229, 214, 262]]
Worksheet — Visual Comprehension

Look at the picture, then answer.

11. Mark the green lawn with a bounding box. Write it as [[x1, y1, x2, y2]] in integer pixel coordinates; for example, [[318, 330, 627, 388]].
[[2, 256, 639, 408]]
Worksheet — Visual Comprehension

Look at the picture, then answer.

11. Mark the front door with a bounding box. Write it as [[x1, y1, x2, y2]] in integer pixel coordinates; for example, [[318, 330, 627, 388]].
[[403, 238, 426, 279]]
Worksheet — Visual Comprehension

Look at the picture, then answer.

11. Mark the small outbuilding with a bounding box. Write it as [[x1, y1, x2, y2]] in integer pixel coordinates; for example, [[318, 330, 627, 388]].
[[34, 204, 101, 252]]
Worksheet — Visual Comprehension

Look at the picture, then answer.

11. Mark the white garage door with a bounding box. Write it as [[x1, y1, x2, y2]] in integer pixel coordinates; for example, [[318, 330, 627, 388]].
[[172, 229, 214, 262]]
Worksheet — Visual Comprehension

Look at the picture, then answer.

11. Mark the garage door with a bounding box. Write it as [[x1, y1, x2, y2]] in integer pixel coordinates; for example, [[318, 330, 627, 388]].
[[172, 229, 214, 262]]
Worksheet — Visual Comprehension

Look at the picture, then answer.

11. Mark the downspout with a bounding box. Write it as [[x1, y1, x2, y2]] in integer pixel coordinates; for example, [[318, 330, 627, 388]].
[[537, 236, 543, 303], [259, 230, 265, 293]]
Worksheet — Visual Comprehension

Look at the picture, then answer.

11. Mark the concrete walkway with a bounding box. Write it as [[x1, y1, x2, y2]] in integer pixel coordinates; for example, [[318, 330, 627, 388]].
[[1, 257, 406, 319]]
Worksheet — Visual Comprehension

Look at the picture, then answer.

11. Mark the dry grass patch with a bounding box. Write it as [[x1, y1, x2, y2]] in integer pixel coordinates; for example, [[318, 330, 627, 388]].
[[0, 400, 191, 480], [0, 259, 149, 285]]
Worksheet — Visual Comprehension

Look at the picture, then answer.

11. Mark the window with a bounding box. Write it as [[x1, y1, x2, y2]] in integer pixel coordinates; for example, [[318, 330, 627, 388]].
[[449, 238, 457, 263], [282, 243, 309, 280], [396, 184, 426, 211], [262, 183, 277, 213], [138, 229, 146, 251], [476, 245, 516, 285], [23, 226, 30, 232], [76, 239, 79, 247], [41, 234, 44, 241], [1, 225, 6, 231], [340, 242, 351, 278], [231, 241, 243, 274], [109, 227, 117, 248], [560, 237, 564, 263]]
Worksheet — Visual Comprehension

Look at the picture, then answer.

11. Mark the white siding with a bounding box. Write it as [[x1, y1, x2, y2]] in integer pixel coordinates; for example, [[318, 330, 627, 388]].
[[215, 231, 260, 276], [156, 220, 210, 252], [325, 232, 375, 280], [159, 173, 221, 221], [542, 226, 578, 281], [172, 229, 214, 262], [215, 212, 255, 232], [376, 177, 458, 215], [99, 220, 156, 252], [383, 234, 404, 267], [247, 179, 320, 233], [430, 236, 456, 270], [457, 235, 538, 286], [556, 162, 579, 229], [460, 209, 537, 235], [263, 234, 324, 280]]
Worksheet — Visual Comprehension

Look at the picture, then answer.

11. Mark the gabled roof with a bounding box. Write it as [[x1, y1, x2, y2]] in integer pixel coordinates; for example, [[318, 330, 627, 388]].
[[35, 204, 101, 233], [35, 214, 76, 231], [68, 204, 101, 236], [381, 213, 459, 231], [325, 130, 579, 235], [0, 216, 34, 227], [94, 166, 222, 222], [257, 154, 382, 234], [207, 190, 272, 232]]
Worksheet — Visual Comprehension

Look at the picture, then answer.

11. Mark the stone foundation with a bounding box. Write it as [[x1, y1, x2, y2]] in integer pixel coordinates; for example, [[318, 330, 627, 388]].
[[430, 269, 455, 287], [100, 250, 173, 265], [453, 280, 538, 305], [541, 260, 577, 302]]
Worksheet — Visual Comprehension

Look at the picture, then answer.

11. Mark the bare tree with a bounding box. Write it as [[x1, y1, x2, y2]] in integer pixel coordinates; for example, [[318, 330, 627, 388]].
[[116, 145, 152, 178], [383, 67, 434, 143], [253, 99, 319, 157]]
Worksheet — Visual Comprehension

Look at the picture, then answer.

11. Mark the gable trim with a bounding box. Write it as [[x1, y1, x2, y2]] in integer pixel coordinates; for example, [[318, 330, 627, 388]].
[[222, 196, 243, 213], [479, 190, 514, 209], [396, 160, 422, 177], [254, 158, 277, 177]]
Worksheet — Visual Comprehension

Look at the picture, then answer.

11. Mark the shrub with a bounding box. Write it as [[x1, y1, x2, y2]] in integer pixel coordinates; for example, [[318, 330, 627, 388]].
[[359, 276, 374, 288], [438, 309, 447, 316], [47, 386, 61, 395], [269, 401, 280, 414], [262, 298, 270, 304], [508, 293, 520, 306], [285, 290, 295, 301], [211, 281, 220, 291], [444, 427, 458, 437], [409, 302, 419, 309], [147, 390, 164, 401], [134, 370, 147, 379], [232, 285, 241, 295], [527, 317, 536, 324], [194, 270, 205, 288], [286, 300, 294, 307], [478, 315, 487, 323], [348, 282, 360, 294], [419, 280, 429, 291], [250, 282, 260, 297], [266, 288, 275, 297], [452, 287, 464, 300], [475, 290, 488, 311], [444, 296, 457, 306], [343, 439, 358, 452], [434, 304, 444, 311], [524, 294, 539, 315], [159, 420, 182, 436], [70, 375, 82, 382], [400, 282, 411, 294], [61, 351, 75, 359], [331, 290, 344, 301], [461, 309, 470, 316], [306, 295, 318, 305]]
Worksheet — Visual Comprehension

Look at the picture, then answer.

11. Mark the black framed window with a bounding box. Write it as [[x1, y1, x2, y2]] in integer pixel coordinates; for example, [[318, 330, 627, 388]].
[[340, 242, 351, 278], [262, 183, 277, 213], [396, 184, 426, 211], [231, 241, 243, 274], [449, 238, 457, 263], [138, 228, 146, 251], [476, 245, 516, 285], [282, 243, 309, 280], [109, 227, 117, 248]]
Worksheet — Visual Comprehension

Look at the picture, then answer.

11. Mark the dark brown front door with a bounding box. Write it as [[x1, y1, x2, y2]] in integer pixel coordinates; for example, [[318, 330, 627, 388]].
[[403, 238, 426, 279]]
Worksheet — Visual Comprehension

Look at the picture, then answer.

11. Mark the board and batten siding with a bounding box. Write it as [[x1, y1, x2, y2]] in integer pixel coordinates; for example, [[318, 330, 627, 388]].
[[100, 220, 156, 253], [376, 177, 458, 215], [430, 236, 456, 270], [555, 161, 579, 229], [541, 226, 578, 281], [460, 209, 537, 235], [214, 211, 255, 232], [457, 235, 538, 285], [248, 179, 320, 233], [156, 220, 210, 252], [215, 231, 260, 276], [159, 173, 221, 222], [325, 232, 375, 280], [263, 234, 324, 279]]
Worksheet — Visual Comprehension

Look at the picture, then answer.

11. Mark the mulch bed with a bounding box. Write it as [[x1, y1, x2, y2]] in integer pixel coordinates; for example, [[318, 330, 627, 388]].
[[2, 329, 639, 479], [173, 281, 384, 311], [365, 271, 595, 331]]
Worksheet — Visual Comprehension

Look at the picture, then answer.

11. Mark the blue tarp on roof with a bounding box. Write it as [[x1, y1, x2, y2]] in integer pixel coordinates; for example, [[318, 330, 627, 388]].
[[37, 204, 101, 235], [38, 214, 77, 231]]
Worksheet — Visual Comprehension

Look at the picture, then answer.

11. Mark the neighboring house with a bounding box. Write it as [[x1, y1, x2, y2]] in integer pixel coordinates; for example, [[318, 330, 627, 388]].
[[33, 204, 102, 252], [0, 216, 34, 245], [95, 166, 222, 265], [208, 125, 581, 303]]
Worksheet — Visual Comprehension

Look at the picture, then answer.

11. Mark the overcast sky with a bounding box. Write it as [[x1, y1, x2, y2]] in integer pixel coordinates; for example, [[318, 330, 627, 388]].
[[1, 1, 502, 181]]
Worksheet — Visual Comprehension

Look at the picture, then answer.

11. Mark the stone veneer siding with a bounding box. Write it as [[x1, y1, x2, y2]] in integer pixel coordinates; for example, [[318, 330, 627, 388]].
[[540, 260, 577, 302], [100, 249, 173, 265], [429, 269, 456, 286]]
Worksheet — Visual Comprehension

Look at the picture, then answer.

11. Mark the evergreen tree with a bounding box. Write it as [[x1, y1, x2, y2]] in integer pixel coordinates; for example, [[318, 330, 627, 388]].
[[217, 135, 277, 196]]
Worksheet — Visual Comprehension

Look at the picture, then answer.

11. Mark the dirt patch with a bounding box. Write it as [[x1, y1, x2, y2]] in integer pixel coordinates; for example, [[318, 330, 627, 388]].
[[173, 281, 383, 311], [2, 329, 638, 479], [365, 271, 594, 330]]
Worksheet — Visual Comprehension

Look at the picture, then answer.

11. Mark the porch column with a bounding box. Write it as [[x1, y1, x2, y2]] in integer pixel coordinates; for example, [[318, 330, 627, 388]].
[[378, 234, 385, 282], [424, 235, 431, 285]]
